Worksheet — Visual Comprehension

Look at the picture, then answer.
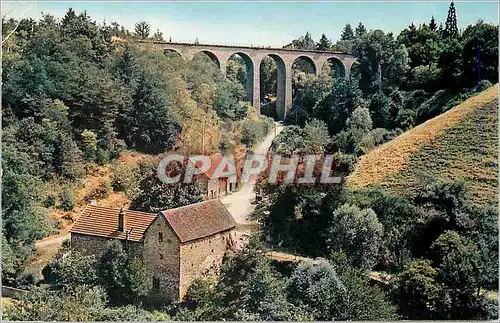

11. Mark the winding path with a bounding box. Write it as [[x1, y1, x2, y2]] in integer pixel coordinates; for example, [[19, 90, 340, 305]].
[[221, 122, 283, 225]]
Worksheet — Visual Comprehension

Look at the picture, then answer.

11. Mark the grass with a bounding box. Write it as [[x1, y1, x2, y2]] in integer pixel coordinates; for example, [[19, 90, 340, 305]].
[[347, 85, 498, 206]]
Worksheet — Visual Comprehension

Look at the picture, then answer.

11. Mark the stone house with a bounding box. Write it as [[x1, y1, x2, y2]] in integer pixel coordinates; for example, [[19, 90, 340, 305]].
[[194, 153, 237, 200], [70, 199, 237, 300]]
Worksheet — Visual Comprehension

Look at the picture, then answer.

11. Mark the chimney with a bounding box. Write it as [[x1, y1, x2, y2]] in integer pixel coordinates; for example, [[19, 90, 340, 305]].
[[118, 208, 125, 232]]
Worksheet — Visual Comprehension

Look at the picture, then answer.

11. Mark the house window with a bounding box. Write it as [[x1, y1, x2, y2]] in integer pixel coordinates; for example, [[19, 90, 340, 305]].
[[158, 232, 163, 243], [153, 277, 160, 292], [167, 238, 172, 243]]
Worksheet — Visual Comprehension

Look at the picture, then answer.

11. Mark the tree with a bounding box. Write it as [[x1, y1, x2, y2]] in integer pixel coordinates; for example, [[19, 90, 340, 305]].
[[131, 160, 203, 213], [325, 204, 383, 270], [443, 1, 459, 39], [116, 45, 137, 87], [430, 16, 438, 31], [217, 236, 293, 320], [81, 129, 97, 162], [430, 231, 483, 296], [385, 44, 410, 86], [393, 260, 441, 319], [341, 24, 355, 41], [461, 21, 499, 87], [355, 22, 367, 38], [120, 72, 181, 154], [152, 28, 164, 41], [42, 250, 97, 289], [288, 258, 398, 320], [96, 240, 150, 305], [134, 21, 150, 39], [303, 119, 331, 153], [212, 81, 247, 120], [287, 31, 315, 50], [316, 33, 332, 50]]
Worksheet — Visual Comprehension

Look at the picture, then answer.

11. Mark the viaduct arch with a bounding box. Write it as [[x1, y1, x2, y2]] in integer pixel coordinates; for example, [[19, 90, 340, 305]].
[[138, 41, 357, 120]]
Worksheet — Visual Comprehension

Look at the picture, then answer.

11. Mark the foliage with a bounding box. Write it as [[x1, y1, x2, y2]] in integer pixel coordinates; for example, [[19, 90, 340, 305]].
[[288, 258, 399, 320], [58, 189, 75, 211], [325, 204, 383, 270], [240, 118, 273, 147], [4, 285, 108, 321], [213, 81, 248, 120], [110, 161, 140, 198], [134, 21, 150, 39], [392, 260, 441, 319], [4, 285, 159, 321], [84, 177, 112, 203], [96, 240, 151, 305], [42, 250, 97, 289], [131, 160, 203, 213]]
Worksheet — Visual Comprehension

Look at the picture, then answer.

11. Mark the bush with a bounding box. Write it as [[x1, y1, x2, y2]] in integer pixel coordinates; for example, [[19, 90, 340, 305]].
[[96, 148, 110, 165], [59, 190, 75, 211], [476, 80, 493, 92], [111, 162, 139, 198], [240, 118, 272, 147], [219, 134, 232, 154], [84, 178, 112, 203], [44, 194, 57, 208]]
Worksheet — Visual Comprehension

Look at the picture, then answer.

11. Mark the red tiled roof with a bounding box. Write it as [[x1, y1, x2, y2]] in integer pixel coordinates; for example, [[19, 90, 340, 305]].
[[161, 199, 236, 243], [192, 153, 234, 179], [70, 205, 156, 242]]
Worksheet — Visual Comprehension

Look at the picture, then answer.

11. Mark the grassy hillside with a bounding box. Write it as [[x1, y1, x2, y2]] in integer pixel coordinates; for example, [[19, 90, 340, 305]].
[[347, 85, 498, 206]]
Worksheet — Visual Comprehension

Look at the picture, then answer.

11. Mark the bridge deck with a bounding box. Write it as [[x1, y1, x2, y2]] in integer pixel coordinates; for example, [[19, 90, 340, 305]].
[[136, 40, 350, 56]]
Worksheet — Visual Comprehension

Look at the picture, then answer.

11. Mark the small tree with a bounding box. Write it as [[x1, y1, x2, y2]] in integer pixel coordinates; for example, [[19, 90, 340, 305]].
[[393, 260, 441, 319], [316, 33, 332, 50], [42, 250, 97, 289], [96, 240, 150, 305], [152, 28, 164, 41], [134, 21, 150, 39], [325, 204, 383, 270], [131, 161, 203, 213]]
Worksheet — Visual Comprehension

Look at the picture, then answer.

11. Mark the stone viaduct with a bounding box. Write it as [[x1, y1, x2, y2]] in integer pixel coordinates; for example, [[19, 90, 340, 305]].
[[137, 41, 356, 120]]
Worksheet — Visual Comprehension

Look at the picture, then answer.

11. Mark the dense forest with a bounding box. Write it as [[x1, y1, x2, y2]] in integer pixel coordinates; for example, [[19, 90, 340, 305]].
[[2, 2, 499, 321]]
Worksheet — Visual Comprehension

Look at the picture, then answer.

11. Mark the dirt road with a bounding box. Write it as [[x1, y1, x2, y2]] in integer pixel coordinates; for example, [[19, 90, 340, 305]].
[[221, 122, 283, 225]]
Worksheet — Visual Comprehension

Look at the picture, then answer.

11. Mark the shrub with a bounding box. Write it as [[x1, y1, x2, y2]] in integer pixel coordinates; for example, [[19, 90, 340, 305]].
[[84, 178, 112, 203], [240, 119, 271, 147], [59, 190, 75, 212], [44, 194, 57, 208], [476, 80, 493, 92], [219, 134, 232, 154], [96, 148, 110, 165], [110, 162, 139, 198]]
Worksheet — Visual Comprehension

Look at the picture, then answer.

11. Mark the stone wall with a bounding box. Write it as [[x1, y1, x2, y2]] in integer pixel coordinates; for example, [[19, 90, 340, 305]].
[[178, 229, 235, 299], [142, 216, 181, 301], [70, 233, 143, 261]]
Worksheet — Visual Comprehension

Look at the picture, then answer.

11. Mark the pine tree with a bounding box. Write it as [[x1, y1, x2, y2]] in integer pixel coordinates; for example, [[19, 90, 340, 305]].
[[443, 1, 458, 39], [316, 33, 332, 50], [341, 24, 355, 41], [303, 31, 315, 49], [429, 16, 438, 31], [117, 45, 137, 87], [355, 22, 367, 38]]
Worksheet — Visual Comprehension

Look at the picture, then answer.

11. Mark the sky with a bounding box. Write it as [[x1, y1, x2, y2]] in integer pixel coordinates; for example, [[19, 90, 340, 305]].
[[2, 1, 499, 47]]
